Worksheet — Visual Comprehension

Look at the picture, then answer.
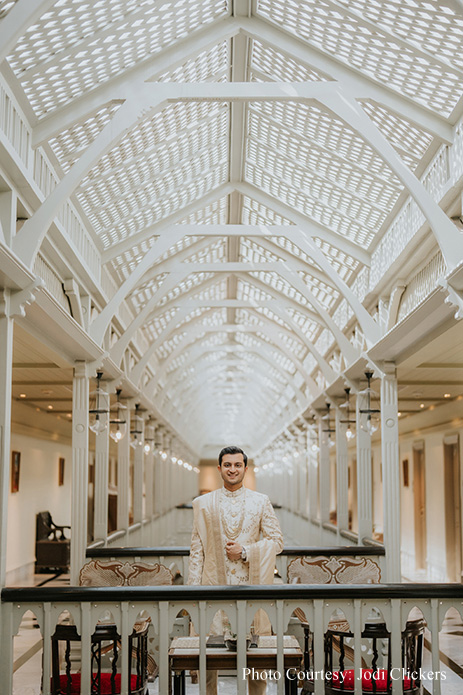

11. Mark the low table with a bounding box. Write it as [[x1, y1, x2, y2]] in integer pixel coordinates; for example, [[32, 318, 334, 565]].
[[169, 635, 303, 694]]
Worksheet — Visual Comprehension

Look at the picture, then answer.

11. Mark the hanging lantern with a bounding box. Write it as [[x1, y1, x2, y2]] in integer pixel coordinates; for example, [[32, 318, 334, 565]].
[[130, 403, 144, 449], [109, 389, 127, 442], [322, 403, 336, 448], [340, 388, 356, 441], [144, 420, 155, 453], [89, 371, 109, 435], [359, 371, 381, 435]]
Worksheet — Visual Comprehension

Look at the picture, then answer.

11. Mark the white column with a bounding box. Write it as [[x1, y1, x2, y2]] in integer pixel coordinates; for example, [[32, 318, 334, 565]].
[[117, 407, 130, 542], [299, 430, 308, 517], [166, 436, 174, 515], [153, 425, 161, 517], [381, 364, 402, 582], [318, 416, 330, 526], [307, 426, 318, 523], [93, 382, 109, 543], [356, 387, 373, 543], [132, 410, 144, 525], [145, 421, 155, 521], [335, 406, 349, 535], [157, 428, 165, 517], [71, 362, 90, 584], [0, 292, 14, 588]]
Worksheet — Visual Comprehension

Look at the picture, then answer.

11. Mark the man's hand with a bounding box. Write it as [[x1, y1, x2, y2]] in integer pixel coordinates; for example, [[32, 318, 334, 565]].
[[225, 541, 243, 561]]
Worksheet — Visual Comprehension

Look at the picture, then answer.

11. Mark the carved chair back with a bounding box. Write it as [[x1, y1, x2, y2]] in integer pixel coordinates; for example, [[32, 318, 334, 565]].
[[287, 555, 381, 585], [79, 559, 174, 587]]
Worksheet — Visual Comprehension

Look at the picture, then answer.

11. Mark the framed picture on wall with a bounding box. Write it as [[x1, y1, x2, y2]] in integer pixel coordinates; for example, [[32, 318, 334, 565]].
[[402, 459, 409, 487], [11, 451, 21, 493], [58, 457, 65, 486]]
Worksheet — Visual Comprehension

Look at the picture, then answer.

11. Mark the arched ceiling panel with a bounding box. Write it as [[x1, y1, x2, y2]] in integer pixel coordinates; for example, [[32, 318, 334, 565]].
[[256, 0, 463, 115], [3, 0, 462, 450], [7, 0, 228, 116]]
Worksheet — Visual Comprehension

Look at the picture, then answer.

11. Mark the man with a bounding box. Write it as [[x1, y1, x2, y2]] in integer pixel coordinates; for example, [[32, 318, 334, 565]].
[[188, 445, 284, 693]]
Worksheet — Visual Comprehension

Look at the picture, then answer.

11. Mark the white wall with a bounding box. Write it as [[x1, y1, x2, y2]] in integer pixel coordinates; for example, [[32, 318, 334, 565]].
[[399, 424, 463, 582], [7, 432, 72, 583]]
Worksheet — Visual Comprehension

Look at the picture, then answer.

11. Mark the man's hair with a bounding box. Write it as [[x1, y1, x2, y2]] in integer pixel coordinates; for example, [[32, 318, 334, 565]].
[[218, 446, 248, 467]]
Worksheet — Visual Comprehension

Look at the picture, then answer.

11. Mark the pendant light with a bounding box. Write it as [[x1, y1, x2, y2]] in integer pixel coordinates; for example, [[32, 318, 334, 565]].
[[359, 371, 380, 435], [89, 371, 109, 434], [340, 387, 356, 441], [322, 403, 336, 448], [109, 389, 127, 442], [130, 403, 144, 448]]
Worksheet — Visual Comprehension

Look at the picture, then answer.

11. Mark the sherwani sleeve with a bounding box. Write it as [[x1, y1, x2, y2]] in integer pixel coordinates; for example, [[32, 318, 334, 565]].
[[247, 495, 284, 585], [187, 505, 204, 585], [260, 496, 284, 554]]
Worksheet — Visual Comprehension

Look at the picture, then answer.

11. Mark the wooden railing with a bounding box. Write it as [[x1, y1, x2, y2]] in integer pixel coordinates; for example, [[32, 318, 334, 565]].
[[2, 583, 461, 695]]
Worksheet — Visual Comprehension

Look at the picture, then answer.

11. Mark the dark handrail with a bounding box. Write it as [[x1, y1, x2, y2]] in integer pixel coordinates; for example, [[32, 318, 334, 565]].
[[2, 583, 462, 603], [86, 545, 385, 558]]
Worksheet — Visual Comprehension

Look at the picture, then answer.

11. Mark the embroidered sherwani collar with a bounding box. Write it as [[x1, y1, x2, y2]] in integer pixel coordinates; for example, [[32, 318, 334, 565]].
[[221, 485, 246, 498]]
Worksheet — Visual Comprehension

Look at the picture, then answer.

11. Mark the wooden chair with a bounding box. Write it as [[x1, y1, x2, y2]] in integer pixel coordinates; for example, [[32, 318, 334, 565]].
[[287, 554, 381, 663], [51, 560, 173, 694], [287, 554, 381, 585], [287, 555, 424, 694], [323, 618, 425, 694], [79, 559, 173, 587], [35, 511, 70, 573]]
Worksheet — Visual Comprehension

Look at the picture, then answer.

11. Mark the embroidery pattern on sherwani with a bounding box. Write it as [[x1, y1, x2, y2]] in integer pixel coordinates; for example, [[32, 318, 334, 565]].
[[188, 486, 283, 588], [211, 489, 227, 584]]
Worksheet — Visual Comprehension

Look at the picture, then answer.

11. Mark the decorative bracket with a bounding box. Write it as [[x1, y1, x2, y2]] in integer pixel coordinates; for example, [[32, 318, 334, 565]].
[[440, 277, 463, 320], [0, 279, 44, 319]]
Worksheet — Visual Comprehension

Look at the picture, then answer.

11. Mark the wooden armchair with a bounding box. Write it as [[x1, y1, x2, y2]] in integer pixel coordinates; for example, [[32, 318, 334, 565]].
[[35, 511, 70, 573], [287, 555, 424, 694], [287, 554, 381, 585], [288, 555, 381, 686], [51, 560, 173, 694], [79, 559, 173, 587]]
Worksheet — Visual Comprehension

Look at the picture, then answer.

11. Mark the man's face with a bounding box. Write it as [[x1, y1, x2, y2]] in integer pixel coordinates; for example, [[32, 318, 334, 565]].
[[218, 453, 247, 489]]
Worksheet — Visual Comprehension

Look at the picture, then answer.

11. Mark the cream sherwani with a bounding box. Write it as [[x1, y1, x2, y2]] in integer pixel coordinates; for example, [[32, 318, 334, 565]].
[[188, 486, 283, 695], [188, 486, 284, 587]]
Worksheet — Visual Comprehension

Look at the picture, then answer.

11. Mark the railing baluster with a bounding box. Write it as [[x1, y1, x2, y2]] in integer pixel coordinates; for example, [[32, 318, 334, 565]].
[[80, 602, 92, 695], [313, 599, 324, 695], [237, 600, 247, 695], [430, 599, 442, 695], [353, 598, 362, 695], [42, 602, 52, 695], [390, 599, 402, 695], [120, 602, 129, 695], [198, 599, 207, 695], [158, 601, 170, 695], [276, 599, 285, 695], [0, 603, 14, 695]]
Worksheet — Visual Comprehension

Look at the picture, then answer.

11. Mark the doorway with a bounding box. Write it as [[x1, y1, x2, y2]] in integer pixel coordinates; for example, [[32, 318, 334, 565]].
[[444, 436, 462, 582], [413, 443, 426, 571]]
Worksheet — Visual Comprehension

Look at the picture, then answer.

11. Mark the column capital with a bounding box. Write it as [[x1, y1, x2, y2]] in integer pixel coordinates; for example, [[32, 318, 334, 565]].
[[381, 361, 397, 377], [0, 280, 43, 319], [74, 358, 111, 379], [73, 360, 94, 379]]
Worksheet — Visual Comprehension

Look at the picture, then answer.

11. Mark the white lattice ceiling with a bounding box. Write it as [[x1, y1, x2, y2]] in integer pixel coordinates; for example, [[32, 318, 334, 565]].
[[3, 0, 463, 452]]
